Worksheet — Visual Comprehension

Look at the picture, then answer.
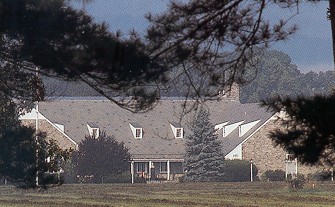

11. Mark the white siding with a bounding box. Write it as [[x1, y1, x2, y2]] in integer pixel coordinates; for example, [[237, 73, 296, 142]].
[[225, 144, 242, 160]]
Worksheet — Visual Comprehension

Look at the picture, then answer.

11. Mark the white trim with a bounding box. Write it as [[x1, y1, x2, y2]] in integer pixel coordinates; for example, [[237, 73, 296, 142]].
[[170, 123, 183, 139], [136, 162, 148, 173], [131, 158, 184, 162], [54, 123, 65, 132], [19, 108, 47, 120], [86, 123, 100, 138], [129, 123, 143, 139], [43, 116, 78, 150], [224, 113, 277, 157], [223, 121, 244, 137], [160, 162, 168, 173], [131, 161, 134, 184], [238, 120, 260, 137], [214, 122, 229, 131], [167, 160, 170, 181], [225, 144, 242, 160], [241, 113, 277, 146], [19, 108, 78, 149]]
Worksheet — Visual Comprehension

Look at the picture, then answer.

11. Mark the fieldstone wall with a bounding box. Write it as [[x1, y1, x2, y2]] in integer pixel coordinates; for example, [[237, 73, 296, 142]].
[[21, 119, 77, 150], [242, 117, 322, 178]]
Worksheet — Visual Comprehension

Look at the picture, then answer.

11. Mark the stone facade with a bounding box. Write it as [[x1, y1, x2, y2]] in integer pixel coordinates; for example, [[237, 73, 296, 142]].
[[21, 119, 77, 150], [242, 116, 322, 178]]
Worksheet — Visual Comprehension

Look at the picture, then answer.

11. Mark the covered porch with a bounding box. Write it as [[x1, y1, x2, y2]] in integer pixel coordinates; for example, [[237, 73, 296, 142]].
[[130, 159, 184, 183]]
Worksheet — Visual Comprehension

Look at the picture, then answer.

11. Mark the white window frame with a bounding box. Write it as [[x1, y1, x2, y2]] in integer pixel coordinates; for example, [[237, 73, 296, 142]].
[[170, 123, 183, 139], [135, 128, 142, 138], [129, 123, 143, 139], [87, 123, 100, 138], [175, 128, 183, 138]]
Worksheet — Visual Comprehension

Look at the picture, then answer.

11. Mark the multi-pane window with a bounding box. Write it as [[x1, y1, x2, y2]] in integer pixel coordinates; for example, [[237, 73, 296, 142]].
[[137, 162, 147, 173], [160, 162, 167, 172], [92, 128, 99, 138], [135, 128, 142, 138], [176, 128, 182, 138], [130, 123, 143, 139], [171, 123, 183, 138], [87, 122, 99, 138]]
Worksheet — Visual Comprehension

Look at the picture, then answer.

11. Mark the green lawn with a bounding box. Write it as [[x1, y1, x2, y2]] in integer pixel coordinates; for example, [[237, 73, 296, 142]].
[[0, 182, 335, 207]]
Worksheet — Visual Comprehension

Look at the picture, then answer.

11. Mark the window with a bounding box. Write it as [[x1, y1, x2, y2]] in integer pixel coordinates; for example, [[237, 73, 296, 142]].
[[137, 162, 148, 173], [87, 122, 99, 138], [92, 128, 98, 137], [176, 128, 182, 138], [136, 128, 142, 138], [170, 123, 183, 138], [160, 162, 167, 173], [129, 123, 143, 139]]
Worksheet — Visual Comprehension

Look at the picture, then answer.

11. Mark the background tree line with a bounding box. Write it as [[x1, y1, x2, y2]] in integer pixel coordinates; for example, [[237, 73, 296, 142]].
[[240, 49, 335, 103]]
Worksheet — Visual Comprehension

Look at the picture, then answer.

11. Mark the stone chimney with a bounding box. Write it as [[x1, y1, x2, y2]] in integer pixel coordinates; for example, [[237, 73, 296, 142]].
[[219, 82, 240, 101]]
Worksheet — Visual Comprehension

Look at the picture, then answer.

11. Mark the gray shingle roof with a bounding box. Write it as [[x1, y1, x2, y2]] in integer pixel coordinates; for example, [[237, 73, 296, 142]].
[[38, 98, 273, 160]]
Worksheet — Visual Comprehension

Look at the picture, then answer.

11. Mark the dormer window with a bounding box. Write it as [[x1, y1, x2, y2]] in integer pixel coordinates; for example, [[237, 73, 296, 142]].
[[170, 122, 183, 139], [176, 128, 182, 138], [238, 120, 260, 137], [130, 123, 143, 139], [222, 121, 244, 137], [87, 122, 100, 138], [135, 128, 142, 138]]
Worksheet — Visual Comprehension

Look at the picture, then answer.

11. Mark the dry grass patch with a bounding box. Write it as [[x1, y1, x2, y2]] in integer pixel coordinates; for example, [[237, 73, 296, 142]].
[[0, 182, 335, 206]]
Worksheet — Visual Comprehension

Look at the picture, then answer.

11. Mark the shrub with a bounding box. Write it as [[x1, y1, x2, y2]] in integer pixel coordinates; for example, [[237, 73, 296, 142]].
[[262, 170, 286, 181], [308, 171, 332, 181], [178, 175, 185, 183], [287, 174, 306, 190], [221, 160, 258, 182], [101, 173, 132, 183], [73, 132, 131, 183], [39, 172, 65, 189]]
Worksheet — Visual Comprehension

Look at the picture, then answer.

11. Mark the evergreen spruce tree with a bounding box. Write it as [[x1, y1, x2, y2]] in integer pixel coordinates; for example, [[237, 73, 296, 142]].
[[184, 107, 225, 182]]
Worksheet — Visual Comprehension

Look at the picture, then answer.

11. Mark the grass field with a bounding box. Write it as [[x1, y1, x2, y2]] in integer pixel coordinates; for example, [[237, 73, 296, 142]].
[[0, 182, 335, 207]]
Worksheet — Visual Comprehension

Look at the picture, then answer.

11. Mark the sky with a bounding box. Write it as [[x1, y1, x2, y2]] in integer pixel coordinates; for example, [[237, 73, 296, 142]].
[[78, 1, 333, 74]]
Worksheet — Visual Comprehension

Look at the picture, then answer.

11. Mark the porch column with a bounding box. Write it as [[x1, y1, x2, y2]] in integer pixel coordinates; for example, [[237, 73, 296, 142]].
[[149, 161, 152, 181], [167, 160, 170, 181], [131, 161, 134, 184]]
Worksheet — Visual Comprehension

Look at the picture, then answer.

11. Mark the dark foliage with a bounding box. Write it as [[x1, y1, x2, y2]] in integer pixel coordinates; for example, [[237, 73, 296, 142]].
[[262, 170, 286, 181], [222, 160, 258, 182], [308, 171, 333, 181], [0, 124, 37, 188], [263, 94, 335, 166], [73, 132, 131, 183], [0, 0, 165, 111], [287, 174, 306, 190], [0, 97, 71, 188]]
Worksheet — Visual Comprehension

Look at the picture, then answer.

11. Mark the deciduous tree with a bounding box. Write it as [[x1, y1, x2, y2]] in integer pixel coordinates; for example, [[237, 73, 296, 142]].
[[0, 97, 70, 188], [0, 0, 164, 111], [73, 132, 131, 183]]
